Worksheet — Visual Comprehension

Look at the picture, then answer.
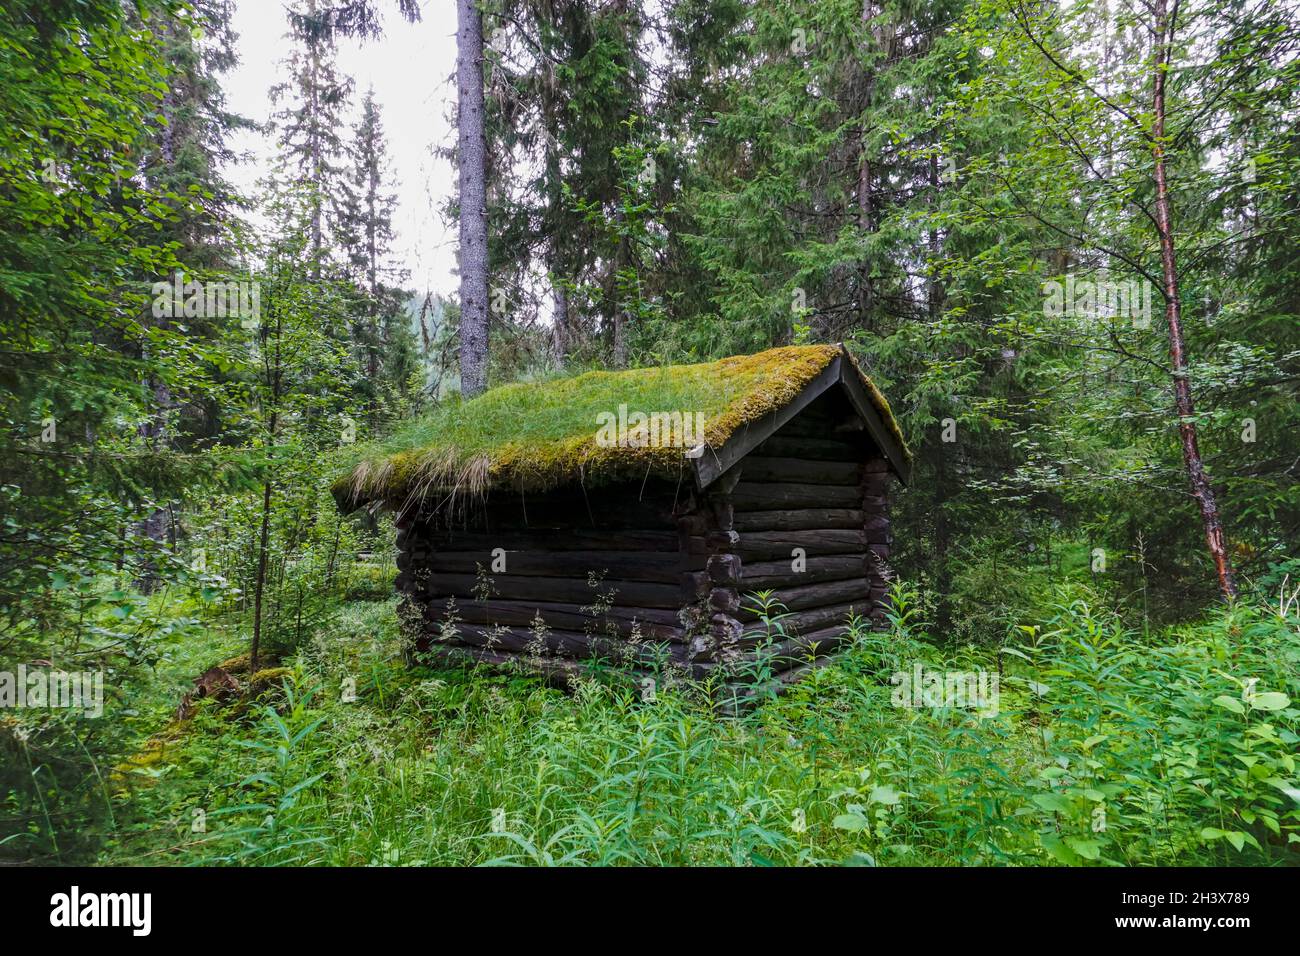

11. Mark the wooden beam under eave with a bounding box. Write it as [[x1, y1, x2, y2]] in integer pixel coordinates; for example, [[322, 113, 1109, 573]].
[[833, 348, 912, 485], [693, 349, 912, 490], [692, 355, 845, 490]]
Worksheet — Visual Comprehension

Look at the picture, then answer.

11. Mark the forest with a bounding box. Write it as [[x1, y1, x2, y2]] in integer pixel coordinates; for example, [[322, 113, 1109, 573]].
[[1, 0, 1298, 871]]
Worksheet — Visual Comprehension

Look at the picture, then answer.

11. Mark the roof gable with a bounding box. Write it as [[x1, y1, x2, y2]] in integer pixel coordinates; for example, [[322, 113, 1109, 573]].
[[693, 348, 911, 488]]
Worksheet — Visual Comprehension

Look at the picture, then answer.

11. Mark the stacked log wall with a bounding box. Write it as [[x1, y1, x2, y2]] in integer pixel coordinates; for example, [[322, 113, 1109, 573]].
[[391, 391, 896, 702], [706, 396, 893, 689], [396, 480, 707, 678]]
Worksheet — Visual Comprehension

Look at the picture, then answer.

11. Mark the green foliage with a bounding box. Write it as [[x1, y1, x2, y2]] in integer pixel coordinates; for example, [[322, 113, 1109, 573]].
[[2, 0, 1298, 871], [89, 586, 1299, 867]]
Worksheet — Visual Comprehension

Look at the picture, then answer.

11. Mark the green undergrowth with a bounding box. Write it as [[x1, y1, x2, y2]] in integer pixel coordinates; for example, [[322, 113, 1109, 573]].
[[100, 584, 1300, 866]]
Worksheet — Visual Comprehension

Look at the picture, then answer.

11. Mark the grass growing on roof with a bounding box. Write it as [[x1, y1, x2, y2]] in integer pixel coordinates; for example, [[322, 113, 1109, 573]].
[[336, 344, 904, 508]]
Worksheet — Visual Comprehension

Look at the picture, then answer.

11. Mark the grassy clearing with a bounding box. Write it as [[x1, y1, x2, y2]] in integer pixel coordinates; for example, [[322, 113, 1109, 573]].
[[102, 585, 1300, 866]]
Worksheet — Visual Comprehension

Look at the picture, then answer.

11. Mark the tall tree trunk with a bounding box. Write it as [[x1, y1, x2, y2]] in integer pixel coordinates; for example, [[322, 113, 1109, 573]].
[[551, 277, 569, 368], [456, 0, 489, 398], [612, 236, 630, 368], [613, 306, 629, 369], [1150, 0, 1237, 600], [855, 0, 876, 335], [250, 476, 273, 674]]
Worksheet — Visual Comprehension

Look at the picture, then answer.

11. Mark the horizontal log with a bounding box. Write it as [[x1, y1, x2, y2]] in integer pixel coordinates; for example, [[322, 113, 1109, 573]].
[[735, 601, 867, 637], [422, 644, 706, 686], [422, 598, 686, 641], [425, 572, 686, 608], [732, 508, 865, 532], [740, 576, 873, 613], [730, 482, 863, 511], [755, 435, 864, 460], [862, 515, 889, 541], [734, 625, 854, 675], [735, 529, 867, 560], [445, 624, 690, 667], [710, 587, 740, 614], [707, 553, 742, 586], [417, 528, 680, 552], [740, 554, 867, 589], [861, 473, 891, 496], [707, 630, 851, 710], [773, 412, 851, 437], [427, 549, 694, 582], [681, 531, 740, 555], [740, 457, 862, 485], [414, 482, 682, 529], [420, 643, 588, 687]]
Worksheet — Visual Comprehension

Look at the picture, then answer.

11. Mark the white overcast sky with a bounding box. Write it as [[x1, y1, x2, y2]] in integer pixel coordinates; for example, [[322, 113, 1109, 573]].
[[223, 0, 459, 296]]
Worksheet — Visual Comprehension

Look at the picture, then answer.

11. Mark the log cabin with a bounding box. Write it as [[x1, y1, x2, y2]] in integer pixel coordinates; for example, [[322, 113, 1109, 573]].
[[333, 343, 910, 706]]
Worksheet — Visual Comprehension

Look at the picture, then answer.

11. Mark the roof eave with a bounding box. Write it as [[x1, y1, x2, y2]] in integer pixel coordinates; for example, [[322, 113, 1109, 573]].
[[692, 347, 911, 490]]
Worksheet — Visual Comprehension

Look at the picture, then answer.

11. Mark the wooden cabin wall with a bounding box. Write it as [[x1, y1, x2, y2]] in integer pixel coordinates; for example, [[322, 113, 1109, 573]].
[[394, 479, 714, 678], [697, 392, 893, 686], [391, 390, 894, 698]]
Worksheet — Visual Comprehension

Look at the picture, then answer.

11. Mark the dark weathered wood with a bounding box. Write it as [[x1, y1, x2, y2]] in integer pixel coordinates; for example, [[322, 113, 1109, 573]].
[[445, 623, 691, 667], [772, 411, 849, 437], [740, 554, 866, 588], [731, 482, 863, 510], [421, 643, 588, 687], [693, 356, 844, 487], [836, 357, 912, 484], [386, 346, 906, 697], [424, 528, 680, 552], [732, 508, 865, 531], [425, 572, 686, 608], [755, 434, 864, 461], [682, 531, 740, 555], [735, 529, 867, 560], [712, 643, 846, 714], [860, 472, 891, 497], [736, 600, 866, 636], [423, 598, 686, 641], [419, 483, 682, 534], [427, 549, 692, 581], [733, 624, 854, 674], [743, 576, 874, 613], [739, 456, 862, 485]]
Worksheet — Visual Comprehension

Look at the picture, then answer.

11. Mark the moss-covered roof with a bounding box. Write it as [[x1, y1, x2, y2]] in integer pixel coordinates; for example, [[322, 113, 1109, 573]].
[[333, 343, 909, 511]]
